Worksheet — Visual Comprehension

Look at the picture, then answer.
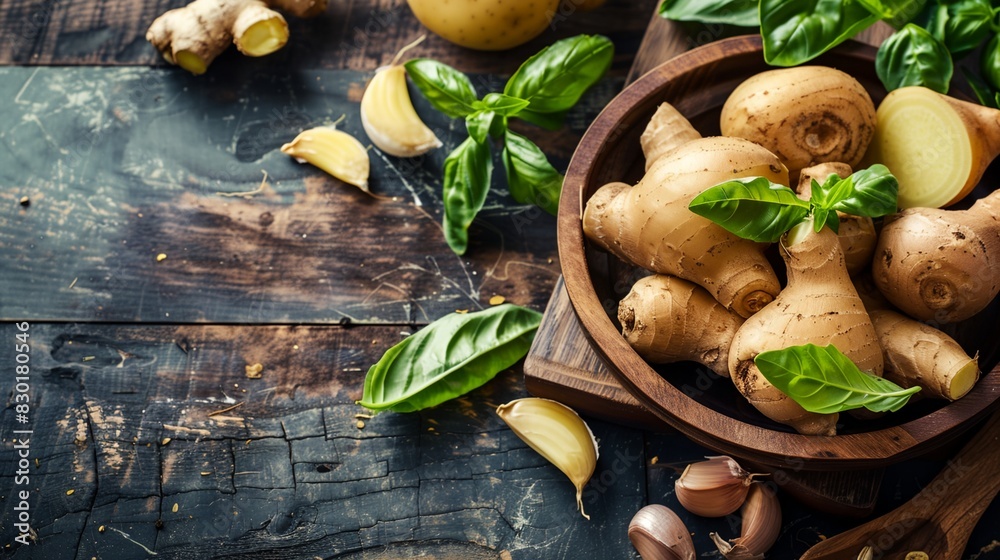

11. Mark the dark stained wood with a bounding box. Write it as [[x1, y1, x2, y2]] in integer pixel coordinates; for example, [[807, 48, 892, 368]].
[[0, 0, 658, 74], [0, 322, 648, 558]]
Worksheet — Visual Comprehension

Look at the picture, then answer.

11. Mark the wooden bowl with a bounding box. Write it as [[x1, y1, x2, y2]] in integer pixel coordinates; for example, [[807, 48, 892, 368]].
[[558, 35, 1000, 471]]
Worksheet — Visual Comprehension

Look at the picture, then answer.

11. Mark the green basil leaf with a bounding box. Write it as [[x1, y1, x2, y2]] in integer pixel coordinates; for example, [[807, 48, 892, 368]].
[[963, 65, 1000, 107], [760, 0, 880, 66], [442, 136, 493, 255], [503, 34, 614, 115], [938, 0, 993, 54], [755, 344, 921, 414], [689, 176, 811, 243], [502, 129, 563, 216], [514, 108, 571, 130], [875, 23, 953, 93], [981, 33, 1000, 91], [659, 0, 759, 26], [855, 0, 928, 27], [832, 164, 899, 217], [358, 304, 543, 413], [404, 59, 479, 119], [809, 174, 853, 211], [481, 92, 530, 117], [467, 111, 498, 144]]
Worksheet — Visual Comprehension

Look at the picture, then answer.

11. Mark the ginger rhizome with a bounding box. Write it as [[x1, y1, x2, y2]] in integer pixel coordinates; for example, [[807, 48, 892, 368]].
[[728, 225, 884, 435], [583, 103, 786, 318], [147, 0, 327, 75]]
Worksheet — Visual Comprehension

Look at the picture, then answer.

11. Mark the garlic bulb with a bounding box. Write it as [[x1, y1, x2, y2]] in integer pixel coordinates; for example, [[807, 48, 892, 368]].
[[710, 482, 782, 560], [674, 456, 756, 517], [628, 504, 696, 560]]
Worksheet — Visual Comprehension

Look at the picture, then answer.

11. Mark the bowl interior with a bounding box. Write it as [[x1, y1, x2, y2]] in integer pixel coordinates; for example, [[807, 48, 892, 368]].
[[558, 35, 1000, 469]]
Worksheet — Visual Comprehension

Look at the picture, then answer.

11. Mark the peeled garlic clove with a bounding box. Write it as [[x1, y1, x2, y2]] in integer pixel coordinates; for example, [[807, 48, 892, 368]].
[[281, 126, 371, 192], [628, 504, 696, 560], [710, 482, 782, 560], [675, 456, 755, 517], [360, 64, 442, 157], [496, 397, 598, 519]]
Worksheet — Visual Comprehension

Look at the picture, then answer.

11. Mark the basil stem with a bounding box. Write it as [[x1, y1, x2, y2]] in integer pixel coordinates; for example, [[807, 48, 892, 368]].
[[358, 304, 543, 413], [503, 34, 614, 123], [659, 0, 759, 26], [876, 23, 954, 93], [502, 129, 563, 216], [755, 344, 921, 414], [760, 0, 881, 67], [404, 59, 479, 118], [442, 136, 493, 255]]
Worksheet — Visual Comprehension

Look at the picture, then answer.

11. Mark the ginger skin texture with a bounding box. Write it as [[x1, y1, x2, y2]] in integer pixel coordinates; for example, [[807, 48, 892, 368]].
[[147, 0, 327, 74]]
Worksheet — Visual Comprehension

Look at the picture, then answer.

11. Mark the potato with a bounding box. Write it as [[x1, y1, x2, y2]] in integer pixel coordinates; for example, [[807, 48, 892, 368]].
[[406, 0, 560, 51]]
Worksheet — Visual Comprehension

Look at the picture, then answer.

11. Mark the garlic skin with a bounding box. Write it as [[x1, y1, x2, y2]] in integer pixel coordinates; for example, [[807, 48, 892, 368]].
[[496, 397, 599, 519], [710, 482, 782, 560], [628, 504, 697, 560], [674, 456, 754, 517]]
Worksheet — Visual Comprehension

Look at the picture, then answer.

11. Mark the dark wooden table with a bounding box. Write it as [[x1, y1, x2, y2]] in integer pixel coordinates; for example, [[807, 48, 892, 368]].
[[1, 1, 998, 559]]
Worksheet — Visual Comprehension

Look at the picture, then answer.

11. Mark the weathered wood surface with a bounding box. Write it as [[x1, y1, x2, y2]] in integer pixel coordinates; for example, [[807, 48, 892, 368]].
[[0, 0, 657, 73], [0, 322, 647, 558]]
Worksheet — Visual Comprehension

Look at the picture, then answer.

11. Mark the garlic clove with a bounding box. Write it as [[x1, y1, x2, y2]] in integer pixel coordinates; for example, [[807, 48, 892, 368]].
[[674, 455, 755, 517], [281, 126, 371, 192], [628, 504, 697, 560], [496, 397, 598, 519], [360, 64, 442, 157], [710, 482, 782, 560]]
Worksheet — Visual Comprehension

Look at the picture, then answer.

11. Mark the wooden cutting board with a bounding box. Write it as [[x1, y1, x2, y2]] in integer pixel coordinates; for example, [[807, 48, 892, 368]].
[[523, 12, 894, 517]]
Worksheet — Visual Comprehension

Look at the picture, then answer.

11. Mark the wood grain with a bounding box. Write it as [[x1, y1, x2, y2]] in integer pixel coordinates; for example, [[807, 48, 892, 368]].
[[0, 322, 648, 558]]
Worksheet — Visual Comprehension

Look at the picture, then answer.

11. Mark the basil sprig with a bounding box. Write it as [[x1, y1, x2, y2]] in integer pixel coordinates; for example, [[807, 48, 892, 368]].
[[405, 34, 614, 254], [755, 344, 921, 414], [358, 304, 543, 413], [660, 0, 1000, 105], [688, 164, 898, 243]]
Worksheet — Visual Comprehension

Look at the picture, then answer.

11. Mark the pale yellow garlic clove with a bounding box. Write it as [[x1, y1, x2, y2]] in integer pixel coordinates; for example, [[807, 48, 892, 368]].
[[281, 126, 371, 192], [628, 504, 697, 560], [360, 64, 442, 157], [496, 397, 598, 519], [674, 456, 757, 517], [858, 546, 874, 560], [709, 482, 782, 560]]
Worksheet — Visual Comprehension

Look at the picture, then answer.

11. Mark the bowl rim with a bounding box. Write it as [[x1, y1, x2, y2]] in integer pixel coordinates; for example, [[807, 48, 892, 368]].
[[557, 34, 1000, 470]]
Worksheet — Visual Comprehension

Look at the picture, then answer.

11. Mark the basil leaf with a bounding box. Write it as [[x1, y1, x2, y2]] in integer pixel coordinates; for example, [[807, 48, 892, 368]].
[[659, 0, 759, 26], [981, 33, 1000, 91], [481, 92, 530, 117], [964, 65, 1000, 108], [502, 129, 563, 216], [405, 59, 479, 119], [467, 110, 498, 144], [933, 0, 993, 54], [875, 23, 953, 93], [504, 34, 614, 116], [442, 136, 493, 255], [358, 304, 543, 413], [755, 344, 921, 414], [833, 164, 899, 217], [514, 108, 571, 131], [760, 0, 880, 66], [809, 174, 853, 212], [688, 176, 811, 243], [855, 0, 928, 27]]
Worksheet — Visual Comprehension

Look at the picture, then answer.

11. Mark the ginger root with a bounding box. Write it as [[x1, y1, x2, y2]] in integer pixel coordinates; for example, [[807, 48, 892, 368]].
[[147, 0, 327, 74]]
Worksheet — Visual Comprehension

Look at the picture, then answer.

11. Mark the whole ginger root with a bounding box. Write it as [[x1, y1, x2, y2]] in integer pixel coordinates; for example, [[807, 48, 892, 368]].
[[147, 0, 327, 74]]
